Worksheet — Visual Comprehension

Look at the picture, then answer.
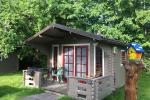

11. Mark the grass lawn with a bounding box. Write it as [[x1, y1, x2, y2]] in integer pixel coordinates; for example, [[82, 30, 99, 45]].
[[104, 71, 150, 100], [0, 71, 44, 100]]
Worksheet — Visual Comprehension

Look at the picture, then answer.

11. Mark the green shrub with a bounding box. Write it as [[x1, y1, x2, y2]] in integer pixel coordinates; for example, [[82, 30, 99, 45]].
[[144, 57, 150, 71]]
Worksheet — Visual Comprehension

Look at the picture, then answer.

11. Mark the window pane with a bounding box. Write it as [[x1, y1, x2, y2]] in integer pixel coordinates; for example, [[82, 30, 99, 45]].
[[69, 48, 73, 55], [65, 56, 68, 63], [69, 56, 73, 63], [76, 64, 81, 72], [64, 48, 68, 55], [82, 48, 86, 56], [77, 73, 81, 77], [82, 65, 86, 72], [64, 64, 68, 71], [82, 57, 86, 64], [69, 72, 73, 76], [77, 57, 81, 64], [69, 64, 73, 71], [65, 71, 68, 77], [82, 73, 86, 78], [77, 48, 81, 56]]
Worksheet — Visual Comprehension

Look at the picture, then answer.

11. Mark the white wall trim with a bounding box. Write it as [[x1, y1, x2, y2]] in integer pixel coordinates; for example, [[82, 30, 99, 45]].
[[93, 43, 96, 76], [102, 48, 105, 76], [88, 44, 90, 77], [73, 46, 75, 76], [62, 43, 90, 46]]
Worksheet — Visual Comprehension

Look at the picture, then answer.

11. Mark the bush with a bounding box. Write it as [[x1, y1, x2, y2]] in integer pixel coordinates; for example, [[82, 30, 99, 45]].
[[144, 57, 150, 71]]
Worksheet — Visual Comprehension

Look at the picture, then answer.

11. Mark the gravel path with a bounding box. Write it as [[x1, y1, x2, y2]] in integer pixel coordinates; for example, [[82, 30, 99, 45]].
[[21, 91, 64, 100]]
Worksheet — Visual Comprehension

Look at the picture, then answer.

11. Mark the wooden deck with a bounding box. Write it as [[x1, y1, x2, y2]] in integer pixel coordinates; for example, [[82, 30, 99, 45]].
[[42, 80, 68, 95]]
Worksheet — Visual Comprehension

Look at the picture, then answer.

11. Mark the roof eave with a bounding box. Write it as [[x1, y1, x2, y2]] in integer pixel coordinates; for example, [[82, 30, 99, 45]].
[[26, 23, 127, 47], [101, 38, 127, 47]]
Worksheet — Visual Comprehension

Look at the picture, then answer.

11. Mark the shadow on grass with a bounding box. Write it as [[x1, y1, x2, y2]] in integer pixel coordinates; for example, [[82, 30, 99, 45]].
[[0, 85, 44, 99], [0, 85, 20, 97]]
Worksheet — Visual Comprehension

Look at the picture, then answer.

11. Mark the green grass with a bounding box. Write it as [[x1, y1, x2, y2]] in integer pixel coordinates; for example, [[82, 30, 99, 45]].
[[0, 72, 44, 100], [138, 71, 150, 100], [104, 71, 150, 100], [58, 96, 75, 100]]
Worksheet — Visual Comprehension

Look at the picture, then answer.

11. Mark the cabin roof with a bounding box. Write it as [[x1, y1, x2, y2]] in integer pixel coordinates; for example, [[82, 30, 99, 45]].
[[127, 43, 144, 53], [26, 23, 126, 47]]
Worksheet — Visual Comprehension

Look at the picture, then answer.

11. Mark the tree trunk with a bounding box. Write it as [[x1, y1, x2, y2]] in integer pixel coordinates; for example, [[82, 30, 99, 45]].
[[124, 62, 144, 100]]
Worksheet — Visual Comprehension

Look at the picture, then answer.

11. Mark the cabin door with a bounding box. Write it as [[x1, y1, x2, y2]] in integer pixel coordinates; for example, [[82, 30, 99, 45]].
[[63, 46, 74, 82], [75, 46, 88, 78]]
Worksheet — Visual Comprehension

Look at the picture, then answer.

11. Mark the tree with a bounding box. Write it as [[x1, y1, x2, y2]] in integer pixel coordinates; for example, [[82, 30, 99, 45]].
[[0, 0, 150, 58]]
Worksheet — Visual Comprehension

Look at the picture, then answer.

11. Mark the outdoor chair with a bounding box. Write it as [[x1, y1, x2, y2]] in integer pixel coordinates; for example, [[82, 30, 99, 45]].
[[52, 67, 64, 83]]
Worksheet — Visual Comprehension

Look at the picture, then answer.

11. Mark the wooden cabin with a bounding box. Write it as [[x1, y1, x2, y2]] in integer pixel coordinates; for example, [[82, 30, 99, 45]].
[[26, 24, 126, 100]]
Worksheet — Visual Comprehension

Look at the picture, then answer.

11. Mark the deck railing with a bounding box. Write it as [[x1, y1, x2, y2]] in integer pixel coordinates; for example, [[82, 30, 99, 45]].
[[23, 67, 66, 88], [68, 75, 114, 100], [23, 68, 48, 88]]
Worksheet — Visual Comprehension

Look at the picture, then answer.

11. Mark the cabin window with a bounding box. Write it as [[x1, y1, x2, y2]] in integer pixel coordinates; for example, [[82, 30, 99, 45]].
[[95, 46, 103, 77], [121, 50, 126, 64]]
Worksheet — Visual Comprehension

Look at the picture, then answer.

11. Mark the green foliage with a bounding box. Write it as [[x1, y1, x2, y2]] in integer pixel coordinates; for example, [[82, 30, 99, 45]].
[[144, 56, 150, 71], [97, 25, 131, 42], [0, 0, 150, 58]]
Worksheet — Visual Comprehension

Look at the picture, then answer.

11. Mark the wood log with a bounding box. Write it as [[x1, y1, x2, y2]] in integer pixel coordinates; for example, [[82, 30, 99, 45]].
[[123, 61, 144, 100]]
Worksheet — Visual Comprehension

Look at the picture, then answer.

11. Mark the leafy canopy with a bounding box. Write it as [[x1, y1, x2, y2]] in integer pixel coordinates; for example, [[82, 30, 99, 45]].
[[0, 0, 150, 58]]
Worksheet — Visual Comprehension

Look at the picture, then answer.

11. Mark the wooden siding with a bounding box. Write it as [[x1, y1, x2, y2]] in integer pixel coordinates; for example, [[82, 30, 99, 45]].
[[29, 38, 125, 89], [0, 53, 18, 73], [68, 75, 114, 100], [103, 45, 113, 76], [99, 44, 125, 89], [113, 48, 125, 88]]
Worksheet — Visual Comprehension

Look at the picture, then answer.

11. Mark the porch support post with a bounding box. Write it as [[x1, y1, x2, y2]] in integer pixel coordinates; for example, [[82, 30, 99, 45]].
[[93, 43, 96, 77]]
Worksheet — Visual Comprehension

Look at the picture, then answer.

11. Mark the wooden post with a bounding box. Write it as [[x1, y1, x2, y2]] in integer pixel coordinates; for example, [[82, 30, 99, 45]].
[[123, 61, 144, 100]]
